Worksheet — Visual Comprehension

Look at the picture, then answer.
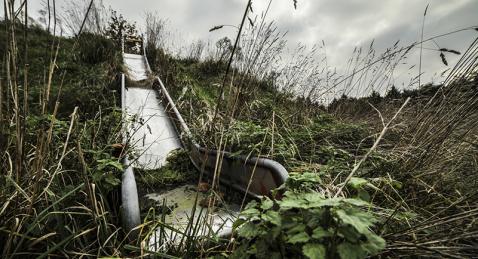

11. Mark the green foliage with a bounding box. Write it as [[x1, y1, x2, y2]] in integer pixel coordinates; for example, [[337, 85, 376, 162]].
[[0, 21, 122, 120], [368, 90, 382, 104], [284, 172, 322, 192], [232, 174, 385, 259], [198, 58, 226, 76], [136, 149, 198, 190], [105, 10, 138, 46], [77, 32, 116, 64], [0, 21, 125, 257], [224, 120, 298, 161], [89, 151, 123, 192], [290, 115, 371, 166], [385, 85, 401, 99]]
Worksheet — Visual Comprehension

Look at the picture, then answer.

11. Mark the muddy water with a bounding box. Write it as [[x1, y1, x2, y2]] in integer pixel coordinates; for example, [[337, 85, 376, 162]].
[[146, 185, 239, 249]]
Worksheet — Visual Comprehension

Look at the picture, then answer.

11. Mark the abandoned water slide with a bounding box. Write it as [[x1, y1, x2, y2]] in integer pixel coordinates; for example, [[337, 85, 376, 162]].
[[120, 37, 289, 247]]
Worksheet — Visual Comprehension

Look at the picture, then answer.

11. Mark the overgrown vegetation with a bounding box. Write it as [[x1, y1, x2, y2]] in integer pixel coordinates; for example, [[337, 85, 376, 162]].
[[136, 150, 198, 193], [1, 0, 477, 258], [143, 2, 478, 257], [232, 174, 385, 259], [0, 4, 133, 256]]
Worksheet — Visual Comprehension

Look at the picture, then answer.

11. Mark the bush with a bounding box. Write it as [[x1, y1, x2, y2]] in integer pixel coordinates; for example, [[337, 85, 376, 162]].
[[232, 173, 385, 259], [198, 58, 225, 76], [146, 43, 158, 71], [78, 32, 115, 64]]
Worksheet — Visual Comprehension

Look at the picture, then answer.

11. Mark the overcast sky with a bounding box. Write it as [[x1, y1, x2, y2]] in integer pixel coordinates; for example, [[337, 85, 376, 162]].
[[6, 0, 478, 97]]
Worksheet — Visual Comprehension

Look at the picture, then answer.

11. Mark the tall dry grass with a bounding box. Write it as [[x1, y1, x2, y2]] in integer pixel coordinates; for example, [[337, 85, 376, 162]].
[[145, 2, 478, 256], [0, 1, 147, 257]]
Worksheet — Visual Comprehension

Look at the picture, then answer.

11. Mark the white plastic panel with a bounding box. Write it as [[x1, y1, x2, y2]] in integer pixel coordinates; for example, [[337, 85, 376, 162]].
[[124, 87, 181, 169]]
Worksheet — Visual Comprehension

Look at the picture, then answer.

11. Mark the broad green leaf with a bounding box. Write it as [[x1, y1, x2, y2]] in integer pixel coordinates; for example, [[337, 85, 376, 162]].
[[97, 159, 123, 171], [241, 202, 260, 218], [237, 222, 262, 238], [303, 193, 325, 203], [287, 225, 309, 244], [262, 210, 281, 226], [288, 232, 310, 244], [104, 173, 121, 186], [335, 209, 375, 235], [261, 198, 274, 210], [357, 189, 370, 202], [279, 197, 308, 209], [244, 200, 258, 209], [348, 177, 368, 189], [337, 243, 367, 259], [343, 198, 369, 207], [316, 198, 342, 207], [338, 225, 361, 242], [302, 243, 326, 259], [108, 160, 123, 170], [287, 224, 306, 234], [232, 218, 246, 230], [311, 227, 333, 239], [361, 234, 386, 254]]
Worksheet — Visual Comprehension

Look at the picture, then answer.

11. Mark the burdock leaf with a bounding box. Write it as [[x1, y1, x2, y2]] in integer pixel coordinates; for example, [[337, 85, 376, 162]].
[[440, 52, 448, 66], [303, 243, 326, 259], [209, 25, 224, 32]]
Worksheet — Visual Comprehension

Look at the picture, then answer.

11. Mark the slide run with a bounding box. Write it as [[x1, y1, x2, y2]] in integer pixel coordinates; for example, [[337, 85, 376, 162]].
[[120, 38, 288, 247]]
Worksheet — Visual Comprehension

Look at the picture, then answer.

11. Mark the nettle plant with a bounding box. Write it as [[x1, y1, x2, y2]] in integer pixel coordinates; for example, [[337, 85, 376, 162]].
[[232, 173, 385, 259]]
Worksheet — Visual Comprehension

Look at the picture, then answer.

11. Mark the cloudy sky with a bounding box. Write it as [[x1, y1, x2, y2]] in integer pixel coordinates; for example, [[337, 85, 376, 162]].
[[8, 0, 478, 96]]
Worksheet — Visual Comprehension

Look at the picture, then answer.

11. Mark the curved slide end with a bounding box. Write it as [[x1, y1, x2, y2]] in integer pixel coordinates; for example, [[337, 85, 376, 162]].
[[192, 145, 289, 199]]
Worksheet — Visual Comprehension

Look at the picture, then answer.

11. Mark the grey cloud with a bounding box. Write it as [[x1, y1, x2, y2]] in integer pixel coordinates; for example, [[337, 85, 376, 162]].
[[15, 0, 478, 93]]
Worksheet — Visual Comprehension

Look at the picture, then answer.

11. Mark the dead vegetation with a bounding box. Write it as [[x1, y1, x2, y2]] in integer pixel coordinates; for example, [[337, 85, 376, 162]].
[[0, 0, 477, 258]]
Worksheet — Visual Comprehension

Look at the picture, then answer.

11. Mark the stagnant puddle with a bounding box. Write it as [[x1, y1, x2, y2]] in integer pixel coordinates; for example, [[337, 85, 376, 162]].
[[143, 184, 241, 250]]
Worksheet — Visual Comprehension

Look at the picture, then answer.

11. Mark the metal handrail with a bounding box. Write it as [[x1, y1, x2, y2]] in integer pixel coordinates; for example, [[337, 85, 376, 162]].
[[142, 34, 152, 73], [121, 32, 125, 54]]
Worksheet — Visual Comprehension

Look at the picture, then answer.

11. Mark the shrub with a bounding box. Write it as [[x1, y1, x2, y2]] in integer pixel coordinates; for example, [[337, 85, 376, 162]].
[[77, 32, 115, 64], [385, 85, 401, 99], [232, 173, 385, 259]]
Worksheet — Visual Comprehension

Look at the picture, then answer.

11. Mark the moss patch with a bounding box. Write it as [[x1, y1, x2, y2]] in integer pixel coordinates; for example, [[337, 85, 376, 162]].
[[135, 149, 198, 193]]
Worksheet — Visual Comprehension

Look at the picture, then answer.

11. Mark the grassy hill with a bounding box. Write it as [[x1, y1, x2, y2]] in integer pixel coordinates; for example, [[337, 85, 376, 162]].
[[0, 21, 128, 257], [0, 10, 477, 258]]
